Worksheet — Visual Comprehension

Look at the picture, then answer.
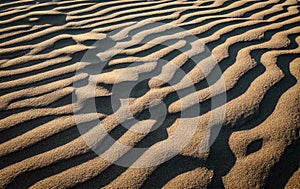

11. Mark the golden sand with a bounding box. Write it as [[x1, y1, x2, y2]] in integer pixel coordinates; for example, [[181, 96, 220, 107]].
[[0, 0, 299, 188]]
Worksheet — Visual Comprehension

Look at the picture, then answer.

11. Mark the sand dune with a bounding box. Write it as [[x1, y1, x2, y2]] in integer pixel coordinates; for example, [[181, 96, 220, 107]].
[[0, 0, 299, 188]]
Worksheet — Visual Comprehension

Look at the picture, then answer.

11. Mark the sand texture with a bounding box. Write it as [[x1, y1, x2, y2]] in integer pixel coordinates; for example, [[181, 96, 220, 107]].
[[0, 0, 299, 188]]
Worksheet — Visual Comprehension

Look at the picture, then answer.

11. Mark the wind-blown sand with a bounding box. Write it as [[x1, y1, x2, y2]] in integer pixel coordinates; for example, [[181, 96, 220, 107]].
[[0, 0, 299, 188]]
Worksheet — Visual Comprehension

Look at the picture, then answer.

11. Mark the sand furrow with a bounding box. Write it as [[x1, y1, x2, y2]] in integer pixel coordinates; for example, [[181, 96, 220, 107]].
[[169, 25, 300, 113]]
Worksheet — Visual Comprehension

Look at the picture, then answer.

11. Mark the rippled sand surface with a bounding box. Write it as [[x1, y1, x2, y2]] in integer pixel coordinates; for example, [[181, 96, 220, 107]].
[[0, 0, 299, 188]]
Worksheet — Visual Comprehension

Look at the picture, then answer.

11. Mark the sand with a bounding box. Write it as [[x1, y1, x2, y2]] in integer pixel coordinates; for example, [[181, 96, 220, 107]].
[[0, 0, 299, 188]]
